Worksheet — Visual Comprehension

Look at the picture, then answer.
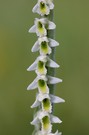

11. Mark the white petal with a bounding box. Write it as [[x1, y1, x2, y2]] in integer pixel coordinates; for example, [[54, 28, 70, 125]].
[[31, 40, 39, 52], [40, 18, 47, 24], [34, 18, 39, 24], [37, 75, 48, 81], [48, 21, 56, 29], [38, 55, 47, 63], [32, 4, 38, 13], [49, 38, 59, 47], [27, 59, 37, 71], [50, 115, 62, 124], [50, 94, 65, 103], [47, 75, 62, 84], [38, 111, 48, 119], [47, 57, 59, 68], [31, 99, 40, 108], [27, 77, 38, 90], [29, 25, 36, 33], [38, 36, 49, 44], [31, 117, 39, 125], [49, 2, 54, 9], [38, 93, 50, 101]]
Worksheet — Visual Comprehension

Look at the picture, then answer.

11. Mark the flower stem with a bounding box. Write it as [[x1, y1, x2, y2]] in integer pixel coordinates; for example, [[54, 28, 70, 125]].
[[47, 10, 56, 95]]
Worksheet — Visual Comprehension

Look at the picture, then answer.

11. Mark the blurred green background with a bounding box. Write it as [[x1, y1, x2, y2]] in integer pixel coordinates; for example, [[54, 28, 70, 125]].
[[0, 0, 89, 135]]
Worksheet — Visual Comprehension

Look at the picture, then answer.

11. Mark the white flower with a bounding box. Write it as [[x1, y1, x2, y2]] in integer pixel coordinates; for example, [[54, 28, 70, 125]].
[[27, 75, 49, 94], [31, 93, 65, 113], [27, 75, 62, 94], [32, 0, 50, 16], [32, 0, 54, 16], [31, 111, 62, 134], [27, 55, 59, 75], [27, 55, 47, 75], [29, 18, 56, 37], [31, 111, 52, 133], [31, 93, 52, 113], [31, 36, 59, 55]]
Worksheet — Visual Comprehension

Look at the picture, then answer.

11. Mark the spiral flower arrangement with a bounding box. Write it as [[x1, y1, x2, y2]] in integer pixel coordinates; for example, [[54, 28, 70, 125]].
[[27, 0, 65, 135]]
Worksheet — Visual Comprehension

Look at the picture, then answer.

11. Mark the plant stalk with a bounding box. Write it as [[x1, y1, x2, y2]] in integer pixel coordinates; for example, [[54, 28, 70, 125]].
[[47, 10, 56, 95]]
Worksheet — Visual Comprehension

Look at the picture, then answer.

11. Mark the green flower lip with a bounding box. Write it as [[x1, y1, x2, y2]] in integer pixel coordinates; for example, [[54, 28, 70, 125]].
[[42, 98, 51, 112], [40, 2, 45, 9], [41, 41, 48, 48], [38, 61, 44, 69], [42, 115, 50, 130], [40, 41, 50, 55], [43, 98, 50, 106], [38, 79, 45, 87], [38, 21, 43, 29]]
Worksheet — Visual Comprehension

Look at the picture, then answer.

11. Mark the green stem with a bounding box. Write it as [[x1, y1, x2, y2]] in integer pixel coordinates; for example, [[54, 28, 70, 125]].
[[47, 10, 56, 95]]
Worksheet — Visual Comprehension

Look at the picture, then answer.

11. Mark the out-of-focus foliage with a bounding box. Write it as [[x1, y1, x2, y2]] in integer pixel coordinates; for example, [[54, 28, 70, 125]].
[[0, 0, 89, 135]]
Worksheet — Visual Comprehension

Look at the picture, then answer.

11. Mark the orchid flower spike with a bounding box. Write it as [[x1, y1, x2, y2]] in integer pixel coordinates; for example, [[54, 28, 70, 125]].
[[27, 0, 65, 134]]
